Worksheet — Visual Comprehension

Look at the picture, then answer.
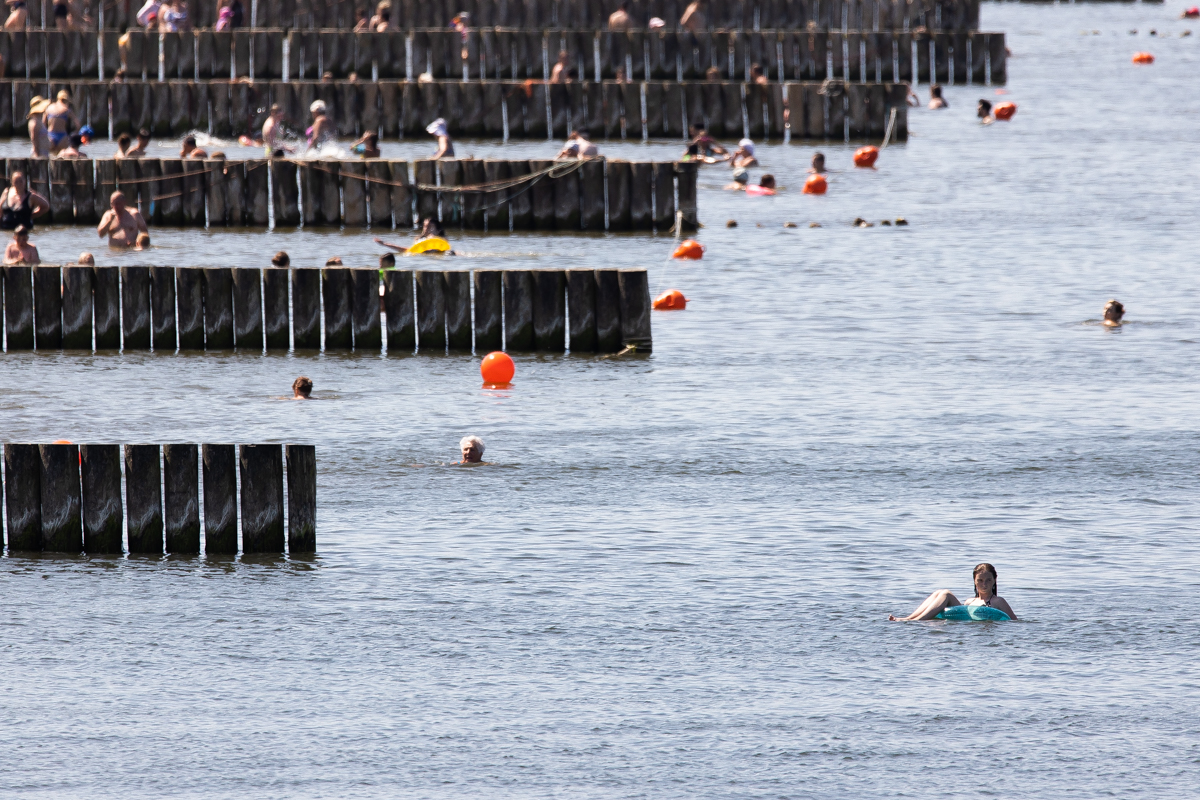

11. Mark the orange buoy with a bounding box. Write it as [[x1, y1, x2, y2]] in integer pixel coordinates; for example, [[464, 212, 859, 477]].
[[653, 289, 687, 310], [480, 351, 515, 385], [1132, 52, 1155, 64], [671, 239, 705, 260], [1186, 7, 1200, 18], [853, 146, 879, 168], [803, 174, 828, 195], [51, 439, 72, 444], [993, 101, 1017, 121]]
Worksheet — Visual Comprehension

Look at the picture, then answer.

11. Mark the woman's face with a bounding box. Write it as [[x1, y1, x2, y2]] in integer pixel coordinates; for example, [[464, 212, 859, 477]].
[[974, 569, 995, 597]]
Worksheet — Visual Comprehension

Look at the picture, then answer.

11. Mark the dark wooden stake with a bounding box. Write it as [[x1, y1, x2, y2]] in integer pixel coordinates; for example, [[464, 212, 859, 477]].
[[286, 444, 316, 554], [533, 269, 566, 351], [203, 267, 234, 349], [40, 443, 82, 553], [322, 267, 353, 349], [503, 269, 535, 350], [80, 443, 123, 554], [33, 266, 63, 349], [124, 444, 163, 554], [350, 268, 382, 351], [232, 267, 264, 351], [4, 443, 41, 551], [92, 266, 120, 349], [472, 269, 502, 352], [163, 443, 201, 554], [61, 265, 93, 350], [415, 270, 446, 352], [202, 444, 238, 555], [239, 444, 285, 553], [176, 267, 205, 349], [594, 268, 623, 353], [445, 270, 472, 351], [263, 267, 290, 350], [566, 269, 597, 352]]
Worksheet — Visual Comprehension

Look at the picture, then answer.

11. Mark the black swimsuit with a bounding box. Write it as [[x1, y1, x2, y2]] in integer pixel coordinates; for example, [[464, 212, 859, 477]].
[[0, 189, 34, 231]]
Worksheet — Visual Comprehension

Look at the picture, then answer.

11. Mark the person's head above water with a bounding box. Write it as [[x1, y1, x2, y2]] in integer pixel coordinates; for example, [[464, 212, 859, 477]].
[[977, 99, 993, 118], [811, 152, 825, 172], [759, 174, 776, 190], [77, 252, 94, 265], [460, 435, 485, 463], [293, 376, 313, 399], [1103, 299, 1125, 325], [973, 563, 998, 599], [271, 251, 290, 267], [930, 84, 943, 99], [380, 252, 396, 269]]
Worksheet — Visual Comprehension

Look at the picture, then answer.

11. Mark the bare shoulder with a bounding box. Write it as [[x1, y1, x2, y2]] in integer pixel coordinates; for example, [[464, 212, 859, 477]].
[[992, 595, 1018, 620]]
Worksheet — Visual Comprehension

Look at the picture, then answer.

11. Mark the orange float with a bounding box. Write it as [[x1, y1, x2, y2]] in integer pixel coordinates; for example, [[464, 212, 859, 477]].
[[653, 289, 687, 310], [480, 351, 515, 385], [1132, 52, 1155, 64], [993, 102, 1017, 121], [803, 174, 828, 195], [1186, 7, 1200, 18], [853, 146, 879, 167], [671, 239, 705, 260]]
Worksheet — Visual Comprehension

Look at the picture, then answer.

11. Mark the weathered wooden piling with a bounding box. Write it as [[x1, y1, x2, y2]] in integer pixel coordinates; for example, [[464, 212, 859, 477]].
[[92, 266, 120, 349], [291, 268, 321, 349], [176, 267, 204, 350], [286, 444, 317, 554], [652, 162, 676, 230], [350, 268, 382, 350], [40, 443, 82, 553], [4, 443, 42, 551], [163, 443, 201, 554], [594, 268, 623, 353], [415, 270, 446, 351], [533, 270, 566, 351], [61, 266, 93, 350], [263, 268, 290, 350], [203, 268, 234, 349], [472, 270, 503, 352], [530, 160, 556, 230], [618, 269, 653, 351], [80, 444, 123, 554], [607, 160, 631, 231], [120, 266, 152, 349], [150, 266, 177, 351], [239, 444, 285, 554], [202, 444, 238, 555], [383, 270, 415, 353], [322, 267, 353, 349], [32, 266, 62, 349], [124, 444, 163, 554], [580, 159, 605, 231], [503, 270, 535, 351], [232, 267, 264, 351], [445, 271, 472, 351], [4, 266, 34, 350], [566, 270, 598, 352]]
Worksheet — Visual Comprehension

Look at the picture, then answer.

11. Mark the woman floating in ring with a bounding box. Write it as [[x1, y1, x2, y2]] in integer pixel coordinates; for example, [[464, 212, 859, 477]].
[[889, 563, 1017, 621]]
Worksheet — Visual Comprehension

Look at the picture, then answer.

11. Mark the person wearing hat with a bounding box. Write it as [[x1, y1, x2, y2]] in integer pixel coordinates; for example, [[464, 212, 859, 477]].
[[729, 138, 758, 169], [26, 96, 51, 157], [306, 100, 335, 151], [4, 225, 39, 265], [3, 0, 28, 31], [43, 90, 80, 155], [97, 191, 149, 249], [426, 118, 454, 159], [724, 168, 750, 191], [0, 171, 48, 230]]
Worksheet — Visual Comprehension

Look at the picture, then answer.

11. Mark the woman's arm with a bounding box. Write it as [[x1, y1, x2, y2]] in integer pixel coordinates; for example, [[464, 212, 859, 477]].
[[30, 191, 49, 217], [991, 596, 1017, 621]]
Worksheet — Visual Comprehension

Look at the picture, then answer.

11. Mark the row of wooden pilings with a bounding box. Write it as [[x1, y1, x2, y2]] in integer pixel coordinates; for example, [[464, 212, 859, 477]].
[[1, 157, 697, 232], [1, 79, 913, 142], [0, 266, 653, 354], [48, 0, 983, 34], [1, 27, 1004, 83], [1, 442, 316, 556]]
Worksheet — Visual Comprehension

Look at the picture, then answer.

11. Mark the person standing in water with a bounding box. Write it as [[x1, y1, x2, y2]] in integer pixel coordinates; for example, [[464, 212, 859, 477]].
[[1103, 300, 1125, 327], [306, 100, 335, 151], [928, 85, 948, 109], [809, 152, 826, 174], [426, 118, 454, 159], [292, 376, 313, 399], [26, 96, 51, 157], [43, 90, 80, 155], [4, 225, 38, 264], [889, 563, 1018, 621], [0, 171, 48, 230], [96, 191, 148, 248]]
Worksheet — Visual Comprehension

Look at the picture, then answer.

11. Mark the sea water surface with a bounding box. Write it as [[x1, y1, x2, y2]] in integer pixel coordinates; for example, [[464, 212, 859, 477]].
[[3, 3, 1200, 797]]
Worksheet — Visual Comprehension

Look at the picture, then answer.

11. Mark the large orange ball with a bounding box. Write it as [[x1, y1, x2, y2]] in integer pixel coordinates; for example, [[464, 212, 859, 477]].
[[653, 289, 687, 310], [993, 102, 1017, 120], [853, 146, 879, 167], [672, 239, 705, 259], [1132, 52, 1155, 64], [480, 351, 515, 384], [803, 174, 828, 195]]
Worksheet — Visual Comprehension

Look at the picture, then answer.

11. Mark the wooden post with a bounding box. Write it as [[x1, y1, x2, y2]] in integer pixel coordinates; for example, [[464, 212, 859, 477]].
[[594, 269, 622, 352], [61, 266, 92, 350], [506, 160, 532, 230], [80, 444, 123, 555], [652, 162, 675, 231], [579, 158, 605, 231], [239, 444, 284, 554], [40, 443, 82, 553], [206, 156, 228, 225], [4, 443, 41, 551], [618, 269, 652, 352], [232, 267, 264, 351], [48, 159, 75, 224], [322, 267, 353, 349], [439, 160, 463, 229], [263, 268, 290, 351], [389, 160, 413, 230], [629, 162, 653, 230], [503, 270, 534, 351], [246, 160, 270, 228], [473, 269, 502, 352], [383, 270, 415, 354], [367, 160, 392, 229], [202, 443, 238, 555], [553, 163, 581, 231], [150, 266, 177, 351], [203, 267, 234, 349], [445, 270, 471, 351], [93, 266, 120, 349], [351, 268, 382, 351], [607, 159, 631, 231], [530, 160, 555, 230], [124, 444, 163, 555], [286, 444, 317, 554], [483, 159, 509, 232], [159, 159, 185, 226], [176, 267, 204, 350], [120, 266, 152, 349], [566, 269, 597, 352], [163, 443, 200, 554], [415, 270, 446, 351], [4, 266, 33, 350], [183, 159, 207, 226], [533, 270, 566, 351], [676, 161, 698, 231], [32, 266, 62, 349], [272, 159, 300, 227], [291, 269, 321, 349], [225, 160, 246, 225], [340, 160, 368, 228], [320, 160, 341, 226], [461, 159, 486, 230], [139, 158, 163, 225]]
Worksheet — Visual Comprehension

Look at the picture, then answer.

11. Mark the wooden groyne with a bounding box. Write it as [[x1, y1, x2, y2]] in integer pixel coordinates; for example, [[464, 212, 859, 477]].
[[1, 442, 315, 556], [0, 79, 916, 142], [0, 266, 653, 354], [48, 0, 982, 33], [0, 28, 1005, 84], [0, 157, 698, 231]]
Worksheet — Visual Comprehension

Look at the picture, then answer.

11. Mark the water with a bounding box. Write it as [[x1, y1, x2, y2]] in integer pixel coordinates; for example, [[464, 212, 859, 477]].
[[3, 4, 1200, 797]]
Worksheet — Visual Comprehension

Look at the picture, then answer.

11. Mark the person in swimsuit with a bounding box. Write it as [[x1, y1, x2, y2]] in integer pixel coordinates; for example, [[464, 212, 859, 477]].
[[306, 100, 335, 151], [0, 171, 49, 231], [262, 104, 293, 156], [292, 376, 313, 400], [889, 563, 1018, 621], [1103, 299, 1125, 327], [27, 96, 51, 157], [729, 139, 758, 168], [426, 118, 454, 159], [97, 191, 149, 248], [4, 225, 39, 265], [180, 135, 207, 158], [351, 130, 380, 158], [3, 0, 28, 30], [928, 84, 948, 109], [43, 91, 80, 155]]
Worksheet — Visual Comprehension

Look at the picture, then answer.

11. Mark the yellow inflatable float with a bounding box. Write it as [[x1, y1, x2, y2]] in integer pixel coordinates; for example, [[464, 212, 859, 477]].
[[405, 236, 452, 255]]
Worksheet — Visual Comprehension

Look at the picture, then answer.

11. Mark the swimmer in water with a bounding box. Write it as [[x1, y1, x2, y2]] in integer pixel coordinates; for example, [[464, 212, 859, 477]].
[[977, 99, 994, 125], [293, 376, 313, 399], [809, 152, 826, 174], [1103, 299, 1125, 327], [459, 435, 485, 464], [928, 84, 948, 109], [306, 100, 336, 151], [889, 563, 1017, 621], [374, 218, 455, 255]]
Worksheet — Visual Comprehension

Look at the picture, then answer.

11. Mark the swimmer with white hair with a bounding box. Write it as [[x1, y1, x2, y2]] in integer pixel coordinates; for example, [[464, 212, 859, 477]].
[[459, 435, 485, 464], [306, 100, 335, 151], [729, 138, 758, 168]]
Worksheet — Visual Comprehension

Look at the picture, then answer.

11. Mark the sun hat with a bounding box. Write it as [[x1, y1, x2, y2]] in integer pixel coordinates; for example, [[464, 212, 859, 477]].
[[732, 167, 749, 184], [738, 138, 754, 156], [426, 118, 449, 138], [309, 100, 326, 115]]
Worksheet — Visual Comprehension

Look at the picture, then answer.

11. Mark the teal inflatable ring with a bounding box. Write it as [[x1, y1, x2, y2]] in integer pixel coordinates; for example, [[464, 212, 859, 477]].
[[936, 604, 1011, 622]]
